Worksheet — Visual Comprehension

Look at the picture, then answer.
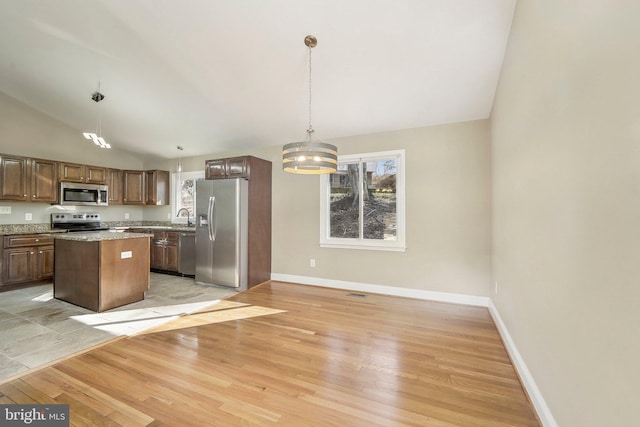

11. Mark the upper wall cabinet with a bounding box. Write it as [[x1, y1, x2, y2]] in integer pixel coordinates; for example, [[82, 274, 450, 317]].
[[0, 152, 168, 206], [0, 155, 28, 201], [107, 169, 122, 205], [122, 170, 145, 205], [59, 162, 107, 185], [123, 170, 169, 206], [205, 156, 251, 180], [30, 159, 58, 203], [0, 154, 57, 203], [145, 170, 170, 206]]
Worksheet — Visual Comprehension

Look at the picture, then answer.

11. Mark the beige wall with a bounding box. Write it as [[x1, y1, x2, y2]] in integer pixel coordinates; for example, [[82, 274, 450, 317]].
[[0, 92, 142, 169], [1, 88, 492, 295], [0, 92, 145, 224], [147, 119, 492, 296], [491, 1, 640, 425]]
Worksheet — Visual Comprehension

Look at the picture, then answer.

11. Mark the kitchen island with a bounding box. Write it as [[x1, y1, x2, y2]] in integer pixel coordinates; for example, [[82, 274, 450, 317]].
[[53, 231, 151, 312]]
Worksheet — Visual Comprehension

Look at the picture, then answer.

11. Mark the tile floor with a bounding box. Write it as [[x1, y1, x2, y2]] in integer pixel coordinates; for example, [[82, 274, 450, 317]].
[[0, 273, 236, 382]]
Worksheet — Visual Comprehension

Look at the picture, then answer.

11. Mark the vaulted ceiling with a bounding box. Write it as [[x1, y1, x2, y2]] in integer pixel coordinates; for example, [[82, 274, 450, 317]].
[[0, 0, 515, 159]]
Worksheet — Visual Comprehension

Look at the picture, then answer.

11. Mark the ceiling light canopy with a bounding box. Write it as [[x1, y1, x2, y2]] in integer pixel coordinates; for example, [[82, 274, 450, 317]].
[[282, 35, 337, 175]]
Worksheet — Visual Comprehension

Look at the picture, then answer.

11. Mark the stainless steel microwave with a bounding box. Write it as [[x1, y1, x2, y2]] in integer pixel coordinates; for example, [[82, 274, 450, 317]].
[[58, 182, 108, 206]]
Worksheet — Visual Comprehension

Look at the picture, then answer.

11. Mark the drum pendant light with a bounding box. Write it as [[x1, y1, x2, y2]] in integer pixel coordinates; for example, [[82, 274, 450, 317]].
[[282, 35, 337, 174]]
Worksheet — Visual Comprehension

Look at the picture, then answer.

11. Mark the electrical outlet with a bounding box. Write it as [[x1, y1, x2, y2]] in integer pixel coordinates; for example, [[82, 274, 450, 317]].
[[310, 259, 316, 267], [494, 281, 498, 294], [124, 212, 130, 220], [167, 212, 171, 219], [0, 206, 11, 214], [25, 213, 32, 221]]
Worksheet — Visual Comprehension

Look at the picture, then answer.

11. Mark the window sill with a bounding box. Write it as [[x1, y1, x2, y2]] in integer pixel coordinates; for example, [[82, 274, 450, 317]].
[[320, 242, 406, 252]]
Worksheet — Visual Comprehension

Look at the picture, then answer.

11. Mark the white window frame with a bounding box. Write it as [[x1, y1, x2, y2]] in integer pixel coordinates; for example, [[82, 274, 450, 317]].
[[171, 170, 204, 224], [320, 149, 406, 252]]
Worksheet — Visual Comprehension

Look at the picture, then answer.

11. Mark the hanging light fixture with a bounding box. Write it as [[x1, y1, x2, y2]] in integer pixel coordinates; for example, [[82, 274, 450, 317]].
[[282, 35, 337, 174], [176, 145, 184, 173], [83, 82, 111, 149]]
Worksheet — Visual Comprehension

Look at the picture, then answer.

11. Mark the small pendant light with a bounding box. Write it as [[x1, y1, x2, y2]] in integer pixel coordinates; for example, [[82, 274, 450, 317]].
[[83, 81, 111, 149]]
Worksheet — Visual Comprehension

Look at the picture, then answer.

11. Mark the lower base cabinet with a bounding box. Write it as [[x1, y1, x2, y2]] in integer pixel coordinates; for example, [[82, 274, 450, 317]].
[[150, 231, 179, 272], [1, 234, 54, 290]]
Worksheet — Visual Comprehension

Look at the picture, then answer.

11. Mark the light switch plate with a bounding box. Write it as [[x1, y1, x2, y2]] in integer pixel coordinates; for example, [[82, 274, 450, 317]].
[[25, 213, 32, 221], [0, 206, 11, 214]]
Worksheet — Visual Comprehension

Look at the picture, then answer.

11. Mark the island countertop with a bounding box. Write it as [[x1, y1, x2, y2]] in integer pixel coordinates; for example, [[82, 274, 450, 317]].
[[53, 231, 152, 241]]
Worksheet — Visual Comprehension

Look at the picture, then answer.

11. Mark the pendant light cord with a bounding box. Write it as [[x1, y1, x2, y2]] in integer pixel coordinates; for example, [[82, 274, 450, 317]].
[[96, 81, 102, 138], [307, 43, 313, 135]]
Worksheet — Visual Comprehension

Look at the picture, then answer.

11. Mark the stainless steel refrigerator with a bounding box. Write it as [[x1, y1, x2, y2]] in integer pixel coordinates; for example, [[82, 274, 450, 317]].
[[195, 179, 249, 290]]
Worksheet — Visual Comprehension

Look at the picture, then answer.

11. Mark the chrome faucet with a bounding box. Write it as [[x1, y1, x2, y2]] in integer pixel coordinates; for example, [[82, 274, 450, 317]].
[[176, 208, 193, 226]]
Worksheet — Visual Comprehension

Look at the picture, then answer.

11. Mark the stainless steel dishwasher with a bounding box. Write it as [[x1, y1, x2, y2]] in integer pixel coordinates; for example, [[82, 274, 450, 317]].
[[178, 232, 196, 276]]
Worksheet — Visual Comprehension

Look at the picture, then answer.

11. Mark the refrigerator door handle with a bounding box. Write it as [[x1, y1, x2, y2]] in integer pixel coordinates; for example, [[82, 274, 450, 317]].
[[208, 196, 216, 241]]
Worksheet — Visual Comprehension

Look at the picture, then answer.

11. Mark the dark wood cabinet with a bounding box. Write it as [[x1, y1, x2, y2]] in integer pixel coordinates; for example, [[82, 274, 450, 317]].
[[107, 169, 122, 205], [85, 165, 108, 184], [0, 155, 57, 202], [0, 152, 168, 206], [145, 170, 170, 205], [30, 158, 58, 203], [58, 162, 84, 183], [59, 162, 107, 184], [1, 234, 54, 289], [122, 170, 169, 205], [205, 156, 250, 179], [0, 155, 29, 201], [36, 245, 55, 279], [204, 155, 272, 288], [123, 170, 145, 205], [150, 231, 178, 272]]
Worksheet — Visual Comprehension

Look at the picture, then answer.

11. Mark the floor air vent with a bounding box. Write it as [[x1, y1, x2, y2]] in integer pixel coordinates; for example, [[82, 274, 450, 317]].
[[346, 292, 367, 298]]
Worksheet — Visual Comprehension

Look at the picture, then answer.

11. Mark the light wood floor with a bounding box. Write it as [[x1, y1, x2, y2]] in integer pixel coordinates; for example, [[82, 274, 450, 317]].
[[0, 282, 540, 426]]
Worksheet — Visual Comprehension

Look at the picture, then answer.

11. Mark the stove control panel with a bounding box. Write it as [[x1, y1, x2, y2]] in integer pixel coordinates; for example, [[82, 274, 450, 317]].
[[51, 212, 102, 223]]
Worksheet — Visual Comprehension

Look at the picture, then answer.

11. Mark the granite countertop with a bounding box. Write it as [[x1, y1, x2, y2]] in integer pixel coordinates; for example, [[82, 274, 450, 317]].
[[0, 223, 196, 236], [53, 231, 153, 242], [0, 227, 69, 236]]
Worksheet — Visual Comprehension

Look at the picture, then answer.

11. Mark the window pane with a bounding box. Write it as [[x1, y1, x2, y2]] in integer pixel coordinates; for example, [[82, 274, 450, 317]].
[[329, 163, 360, 238], [363, 159, 397, 240], [178, 178, 195, 216]]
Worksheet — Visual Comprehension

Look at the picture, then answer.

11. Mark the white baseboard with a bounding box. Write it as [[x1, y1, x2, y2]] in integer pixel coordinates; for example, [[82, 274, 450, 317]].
[[488, 300, 557, 427], [270, 273, 489, 307]]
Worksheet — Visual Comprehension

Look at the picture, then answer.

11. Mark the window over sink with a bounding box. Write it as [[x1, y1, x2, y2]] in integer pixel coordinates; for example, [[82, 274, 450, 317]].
[[172, 171, 204, 225]]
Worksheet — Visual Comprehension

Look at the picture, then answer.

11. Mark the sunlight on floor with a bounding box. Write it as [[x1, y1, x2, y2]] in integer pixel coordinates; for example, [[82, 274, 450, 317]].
[[69, 299, 240, 336], [31, 291, 54, 302], [140, 304, 287, 334]]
